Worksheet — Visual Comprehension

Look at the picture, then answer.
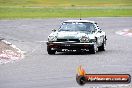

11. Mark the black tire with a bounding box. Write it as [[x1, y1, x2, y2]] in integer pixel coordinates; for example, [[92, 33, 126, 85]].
[[89, 42, 98, 54], [89, 45, 96, 54], [98, 41, 106, 51], [47, 46, 56, 55], [76, 75, 86, 85]]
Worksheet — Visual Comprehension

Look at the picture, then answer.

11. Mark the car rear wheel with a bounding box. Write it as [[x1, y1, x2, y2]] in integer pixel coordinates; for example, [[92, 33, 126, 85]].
[[47, 46, 56, 55]]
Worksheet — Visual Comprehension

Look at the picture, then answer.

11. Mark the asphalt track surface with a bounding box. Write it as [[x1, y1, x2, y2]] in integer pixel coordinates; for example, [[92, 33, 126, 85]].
[[0, 17, 132, 88]]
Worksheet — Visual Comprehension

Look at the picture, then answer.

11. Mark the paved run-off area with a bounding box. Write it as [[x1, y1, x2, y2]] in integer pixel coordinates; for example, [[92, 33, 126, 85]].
[[0, 17, 132, 88]]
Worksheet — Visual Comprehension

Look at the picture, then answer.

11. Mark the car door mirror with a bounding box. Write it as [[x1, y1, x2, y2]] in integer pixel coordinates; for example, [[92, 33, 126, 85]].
[[52, 29, 56, 32]]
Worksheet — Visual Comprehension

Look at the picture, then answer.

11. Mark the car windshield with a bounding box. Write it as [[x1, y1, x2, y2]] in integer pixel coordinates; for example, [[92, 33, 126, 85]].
[[59, 22, 94, 32]]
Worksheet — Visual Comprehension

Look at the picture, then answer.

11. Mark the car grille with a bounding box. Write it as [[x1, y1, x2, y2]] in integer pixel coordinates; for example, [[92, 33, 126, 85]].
[[57, 39, 80, 42]]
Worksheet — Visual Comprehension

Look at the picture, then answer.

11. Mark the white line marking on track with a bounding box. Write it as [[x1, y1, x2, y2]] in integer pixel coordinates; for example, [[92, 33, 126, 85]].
[[36, 41, 47, 43]]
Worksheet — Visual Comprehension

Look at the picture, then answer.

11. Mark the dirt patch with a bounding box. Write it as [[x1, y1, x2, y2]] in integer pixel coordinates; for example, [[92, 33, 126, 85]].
[[0, 41, 19, 54], [116, 29, 132, 37], [128, 29, 132, 33], [0, 39, 24, 64]]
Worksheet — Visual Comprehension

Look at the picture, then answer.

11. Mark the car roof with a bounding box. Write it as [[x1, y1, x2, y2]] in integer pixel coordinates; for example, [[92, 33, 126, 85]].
[[64, 20, 96, 23]]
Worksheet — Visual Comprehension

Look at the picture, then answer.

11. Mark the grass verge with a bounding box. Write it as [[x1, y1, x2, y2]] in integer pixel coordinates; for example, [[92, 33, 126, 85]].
[[0, 7, 132, 19]]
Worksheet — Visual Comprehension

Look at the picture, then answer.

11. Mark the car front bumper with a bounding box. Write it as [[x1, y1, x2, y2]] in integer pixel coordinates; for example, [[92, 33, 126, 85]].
[[47, 41, 94, 52]]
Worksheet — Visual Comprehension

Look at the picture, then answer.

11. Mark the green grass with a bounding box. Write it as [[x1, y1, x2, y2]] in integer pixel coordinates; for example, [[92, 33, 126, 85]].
[[0, 7, 131, 19], [0, 0, 132, 7], [0, 0, 132, 19]]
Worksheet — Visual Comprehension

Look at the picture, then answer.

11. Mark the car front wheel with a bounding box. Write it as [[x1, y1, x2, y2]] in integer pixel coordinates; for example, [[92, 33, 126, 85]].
[[89, 42, 98, 54], [47, 46, 56, 55], [98, 40, 106, 51]]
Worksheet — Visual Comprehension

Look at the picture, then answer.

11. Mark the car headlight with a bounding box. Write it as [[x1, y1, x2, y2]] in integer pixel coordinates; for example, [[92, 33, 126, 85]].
[[48, 36, 57, 41], [80, 36, 89, 42]]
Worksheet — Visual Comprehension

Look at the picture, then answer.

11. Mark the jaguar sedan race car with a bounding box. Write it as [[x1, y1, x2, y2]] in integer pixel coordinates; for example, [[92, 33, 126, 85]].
[[46, 20, 107, 54]]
